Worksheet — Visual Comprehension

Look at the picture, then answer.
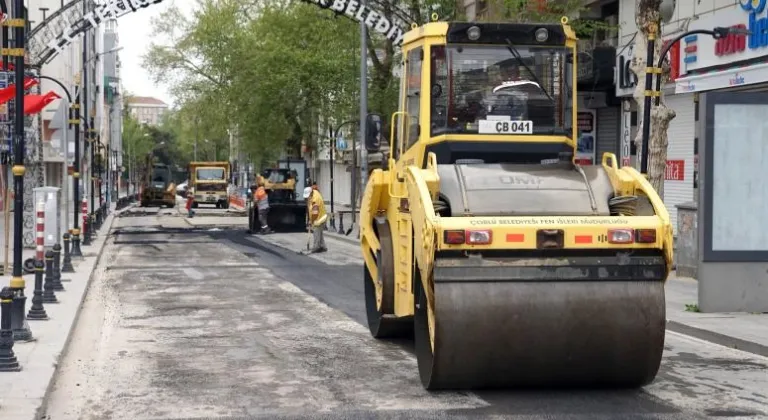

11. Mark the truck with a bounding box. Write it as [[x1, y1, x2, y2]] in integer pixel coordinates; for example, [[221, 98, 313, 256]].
[[140, 155, 176, 208], [188, 161, 231, 209], [359, 18, 673, 390], [248, 158, 308, 232]]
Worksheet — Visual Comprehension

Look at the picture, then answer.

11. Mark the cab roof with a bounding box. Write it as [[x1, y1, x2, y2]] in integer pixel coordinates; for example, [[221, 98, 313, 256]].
[[402, 21, 574, 47]]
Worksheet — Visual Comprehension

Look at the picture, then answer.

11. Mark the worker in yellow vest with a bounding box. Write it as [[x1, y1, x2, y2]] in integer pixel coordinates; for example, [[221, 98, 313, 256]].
[[303, 181, 327, 253]]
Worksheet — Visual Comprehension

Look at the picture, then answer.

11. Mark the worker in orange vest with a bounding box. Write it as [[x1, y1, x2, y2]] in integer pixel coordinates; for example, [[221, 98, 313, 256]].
[[255, 179, 271, 234]]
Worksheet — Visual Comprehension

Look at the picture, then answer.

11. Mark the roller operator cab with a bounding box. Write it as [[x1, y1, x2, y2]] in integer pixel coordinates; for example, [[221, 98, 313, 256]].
[[359, 18, 674, 391]]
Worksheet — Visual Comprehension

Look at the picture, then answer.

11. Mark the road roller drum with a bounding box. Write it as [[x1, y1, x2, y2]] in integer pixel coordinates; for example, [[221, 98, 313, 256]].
[[412, 253, 668, 390]]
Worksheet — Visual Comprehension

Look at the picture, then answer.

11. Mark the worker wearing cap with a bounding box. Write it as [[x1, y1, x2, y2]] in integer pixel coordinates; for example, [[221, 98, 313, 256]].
[[255, 179, 271, 234], [303, 181, 327, 253]]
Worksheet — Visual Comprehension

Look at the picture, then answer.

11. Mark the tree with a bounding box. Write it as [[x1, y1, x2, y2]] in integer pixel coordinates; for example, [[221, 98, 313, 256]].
[[121, 113, 153, 183], [143, 0, 363, 160], [629, 0, 673, 198]]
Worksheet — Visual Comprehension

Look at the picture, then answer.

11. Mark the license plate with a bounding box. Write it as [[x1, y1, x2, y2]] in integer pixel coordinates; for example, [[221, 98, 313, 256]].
[[478, 119, 533, 134]]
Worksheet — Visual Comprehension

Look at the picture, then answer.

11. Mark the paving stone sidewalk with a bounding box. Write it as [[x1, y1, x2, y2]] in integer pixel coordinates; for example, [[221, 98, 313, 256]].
[[0, 202, 129, 419]]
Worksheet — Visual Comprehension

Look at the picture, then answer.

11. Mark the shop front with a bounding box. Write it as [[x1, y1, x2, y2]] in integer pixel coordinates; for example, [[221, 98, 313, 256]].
[[575, 91, 621, 166], [670, 2, 768, 232], [615, 37, 692, 234]]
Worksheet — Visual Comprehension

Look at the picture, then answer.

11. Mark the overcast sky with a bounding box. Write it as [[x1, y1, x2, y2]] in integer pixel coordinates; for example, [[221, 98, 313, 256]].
[[117, 0, 194, 108]]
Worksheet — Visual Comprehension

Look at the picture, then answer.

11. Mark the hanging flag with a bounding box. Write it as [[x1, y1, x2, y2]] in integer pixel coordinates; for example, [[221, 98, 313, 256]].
[[23, 91, 61, 115], [0, 77, 40, 105]]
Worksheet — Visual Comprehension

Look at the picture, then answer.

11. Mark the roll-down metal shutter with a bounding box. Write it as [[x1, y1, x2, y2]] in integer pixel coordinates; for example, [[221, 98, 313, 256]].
[[663, 93, 695, 236], [597, 107, 619, 162]]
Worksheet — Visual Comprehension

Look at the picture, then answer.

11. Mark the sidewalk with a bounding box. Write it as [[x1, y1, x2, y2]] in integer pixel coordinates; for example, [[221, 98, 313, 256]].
[[0, 201, 130, 419], [324, 228, 768, 358]]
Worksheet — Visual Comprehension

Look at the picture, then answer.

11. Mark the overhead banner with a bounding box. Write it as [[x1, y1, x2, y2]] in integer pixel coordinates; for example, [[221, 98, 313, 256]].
[[302, 0, 407, 46]]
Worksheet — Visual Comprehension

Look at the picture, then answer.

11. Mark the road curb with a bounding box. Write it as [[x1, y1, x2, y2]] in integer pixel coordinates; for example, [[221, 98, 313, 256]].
[[667, 320, 768, 358], [34, 208, 119, 420]]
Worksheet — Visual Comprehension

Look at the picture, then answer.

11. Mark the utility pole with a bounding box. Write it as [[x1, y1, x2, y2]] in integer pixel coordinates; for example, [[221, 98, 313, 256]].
[[194, 117, 198, 161], [357, 1, 368, 228], [352, 0, 368, 223], [80, 0, 90, 246]]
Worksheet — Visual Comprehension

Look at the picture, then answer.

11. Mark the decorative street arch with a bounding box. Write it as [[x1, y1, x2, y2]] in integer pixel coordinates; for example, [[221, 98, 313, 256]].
[[301, 0, 412, 47], [27, 0, 165, 67]]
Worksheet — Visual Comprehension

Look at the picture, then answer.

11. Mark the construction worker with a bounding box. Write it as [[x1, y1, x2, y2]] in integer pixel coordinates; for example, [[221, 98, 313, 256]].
[[255, 179, 272, 234], [186, 188, 195, 218], [303, 181, 327, 253]]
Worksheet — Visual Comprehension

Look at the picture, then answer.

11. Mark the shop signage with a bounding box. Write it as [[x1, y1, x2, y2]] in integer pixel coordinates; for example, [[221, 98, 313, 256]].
[[614, 41, 680, 98], [665, 160, 685, 181], [674, 61, 768, 93], [684, 3, 768, 73], [620, 110, 631, 167], [714, 24, 747, 56], [576, 110, 596, 165], [302, 0, 407, 46], [743, 0, 768, 49]]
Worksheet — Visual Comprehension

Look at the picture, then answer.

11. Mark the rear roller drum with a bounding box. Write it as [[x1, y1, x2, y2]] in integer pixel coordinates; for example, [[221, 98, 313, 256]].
[[364, 218, 412, 338], [414, 267, 667, 390]]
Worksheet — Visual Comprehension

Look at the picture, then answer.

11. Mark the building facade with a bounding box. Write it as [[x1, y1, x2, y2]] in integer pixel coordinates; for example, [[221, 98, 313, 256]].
[[126, 96, 169, 126], [615, 0, 765, 234], [103, 18, 123, 199]]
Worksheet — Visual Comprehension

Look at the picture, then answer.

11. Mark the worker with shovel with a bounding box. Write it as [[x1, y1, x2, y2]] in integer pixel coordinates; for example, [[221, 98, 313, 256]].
[[303, 182, 327, 253]]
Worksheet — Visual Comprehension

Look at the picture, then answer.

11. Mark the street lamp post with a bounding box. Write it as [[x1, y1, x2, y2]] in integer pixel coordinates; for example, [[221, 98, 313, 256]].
[[9, 0, 33, 341], [29, 75, 81, 264], [640, 25, 749, 173], [90, 117, 96, 234], [96, 141, 105, 228]]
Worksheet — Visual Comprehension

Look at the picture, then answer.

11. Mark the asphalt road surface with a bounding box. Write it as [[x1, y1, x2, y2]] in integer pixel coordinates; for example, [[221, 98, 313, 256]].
[[42, 207, 768, 420]]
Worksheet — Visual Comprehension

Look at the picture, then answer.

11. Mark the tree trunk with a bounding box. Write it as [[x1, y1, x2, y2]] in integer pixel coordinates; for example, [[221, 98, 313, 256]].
[[630, 0, 676, 199]]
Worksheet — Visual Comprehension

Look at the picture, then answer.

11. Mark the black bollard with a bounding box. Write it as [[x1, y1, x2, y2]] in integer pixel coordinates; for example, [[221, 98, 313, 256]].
[[10, 285, 33, 342], [0, 287, 21, 372], [51, 244, 65, 292], [71, 228, 83, 258], [43, 251, 59, 304], [338, 212, 345, 234], [61, 233, 75, 273], [83, 216, 91, 246], [27, 260, 48, 320]]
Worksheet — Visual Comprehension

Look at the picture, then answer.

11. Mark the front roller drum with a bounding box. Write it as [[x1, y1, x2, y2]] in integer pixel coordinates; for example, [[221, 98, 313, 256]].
[[415, 270, 666, 390]]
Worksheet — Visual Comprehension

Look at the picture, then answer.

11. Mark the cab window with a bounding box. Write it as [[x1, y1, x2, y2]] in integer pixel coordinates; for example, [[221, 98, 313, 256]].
[[405, 46, 422, 150]]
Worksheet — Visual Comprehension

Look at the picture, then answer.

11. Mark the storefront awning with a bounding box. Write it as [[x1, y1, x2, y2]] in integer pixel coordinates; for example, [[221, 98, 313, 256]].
[[675, 63, 768, 94], [0, 77, 40, 105], [24, 91, 61, 115]]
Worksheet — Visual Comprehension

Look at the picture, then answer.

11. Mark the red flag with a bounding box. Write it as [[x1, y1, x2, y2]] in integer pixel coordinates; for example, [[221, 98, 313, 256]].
[[0, 77, 40, 105], [23, 91, 61, 115]]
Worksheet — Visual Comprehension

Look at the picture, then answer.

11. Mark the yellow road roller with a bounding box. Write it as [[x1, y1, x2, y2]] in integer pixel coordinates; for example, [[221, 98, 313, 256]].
[[358, 17, 673, 390]]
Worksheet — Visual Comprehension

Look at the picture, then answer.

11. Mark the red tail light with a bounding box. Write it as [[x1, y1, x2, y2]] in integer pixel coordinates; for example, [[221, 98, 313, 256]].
[[635, 229, 657, 243], [443, 230, 493, 245], [444, 230, 465, 244], [607, 228, 634, 244]]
